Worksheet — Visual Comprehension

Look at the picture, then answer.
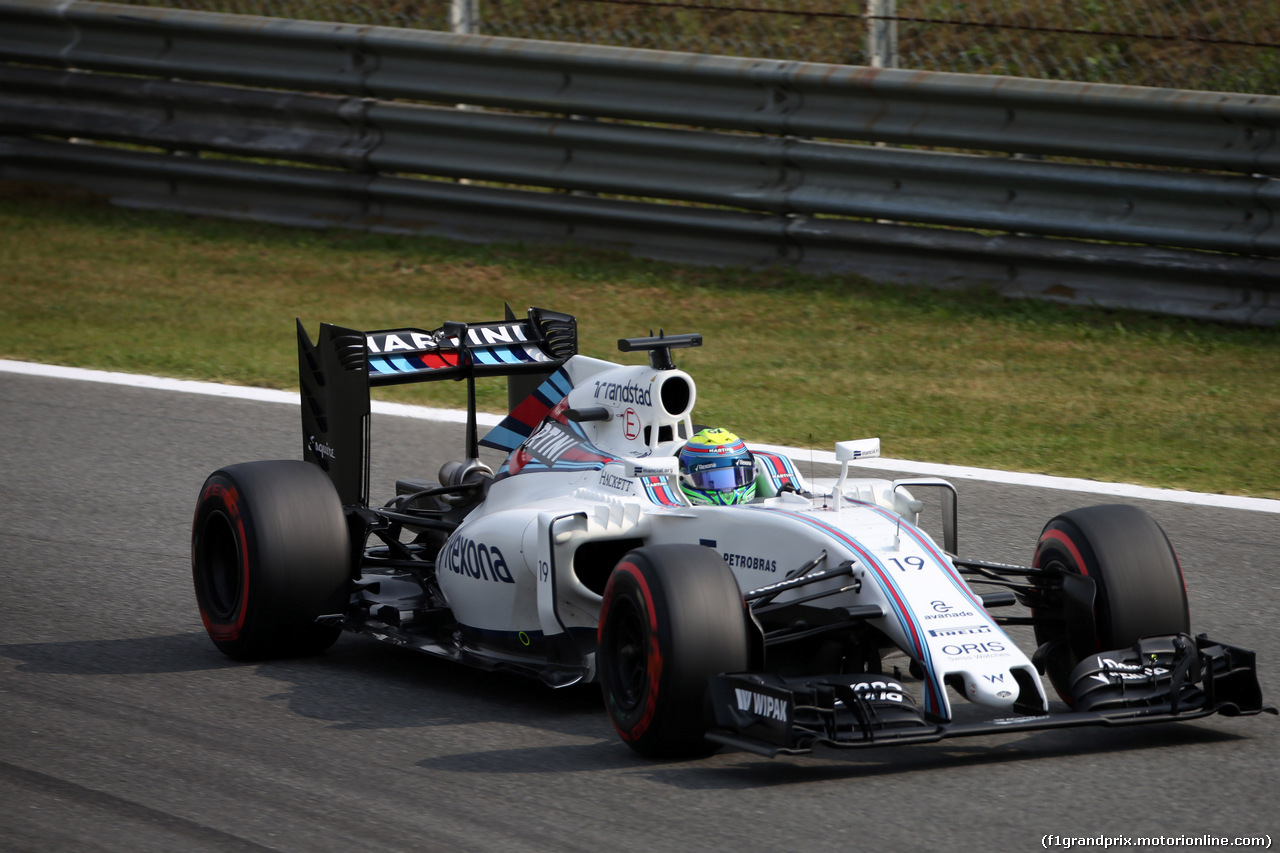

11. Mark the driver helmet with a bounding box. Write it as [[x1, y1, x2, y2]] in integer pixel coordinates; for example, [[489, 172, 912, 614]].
[[679, 428, 756, 506]]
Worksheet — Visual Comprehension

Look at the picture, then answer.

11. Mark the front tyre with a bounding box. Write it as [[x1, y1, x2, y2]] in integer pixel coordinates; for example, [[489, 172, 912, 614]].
[[1032, 504, 1189, 701], [192, 460, 351, 660], [597, 545, 750, 759]]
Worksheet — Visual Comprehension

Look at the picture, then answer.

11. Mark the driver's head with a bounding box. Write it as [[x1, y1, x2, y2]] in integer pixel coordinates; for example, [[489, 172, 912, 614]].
[[678, 428, 756, 505]]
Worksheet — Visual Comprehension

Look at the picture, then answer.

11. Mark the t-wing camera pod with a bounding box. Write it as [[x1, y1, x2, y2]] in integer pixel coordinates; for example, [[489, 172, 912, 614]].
[[617, 331, 703, 370]]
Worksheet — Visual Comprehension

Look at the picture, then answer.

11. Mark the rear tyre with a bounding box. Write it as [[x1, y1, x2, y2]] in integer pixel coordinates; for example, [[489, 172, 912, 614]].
[[597, 545, 750, 759], [192, 460, 351, 660], [1032, 504, 1189, 701]]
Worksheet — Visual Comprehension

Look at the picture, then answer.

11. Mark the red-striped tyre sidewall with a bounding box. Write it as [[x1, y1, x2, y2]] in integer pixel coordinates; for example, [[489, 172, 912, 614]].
[[192, 475, 252, 645], [191, 460, 350, 660], [597, 544, 749, 759], [1032, 504, 1189, 702]]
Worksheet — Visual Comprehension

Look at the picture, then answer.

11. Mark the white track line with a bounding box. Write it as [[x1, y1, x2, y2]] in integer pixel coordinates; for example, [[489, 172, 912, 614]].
[[5, 358, 1277, 514]]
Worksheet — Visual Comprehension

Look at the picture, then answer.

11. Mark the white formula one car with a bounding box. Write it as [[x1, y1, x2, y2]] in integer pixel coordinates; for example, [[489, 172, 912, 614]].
[[192, 306, 1272, 758]]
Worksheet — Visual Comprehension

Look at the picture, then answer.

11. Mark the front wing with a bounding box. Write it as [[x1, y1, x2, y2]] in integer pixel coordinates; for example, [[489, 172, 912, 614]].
[[706, 634, 1275, 757]]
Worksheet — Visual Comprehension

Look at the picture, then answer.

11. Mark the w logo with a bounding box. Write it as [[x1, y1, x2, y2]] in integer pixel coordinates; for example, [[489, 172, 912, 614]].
[[732, 687, 789, 722]]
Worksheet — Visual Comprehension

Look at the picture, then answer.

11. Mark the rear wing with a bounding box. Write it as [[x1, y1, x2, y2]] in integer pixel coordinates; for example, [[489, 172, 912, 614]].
[[363, 310, 577, 387], [298, 306, 577, 505]]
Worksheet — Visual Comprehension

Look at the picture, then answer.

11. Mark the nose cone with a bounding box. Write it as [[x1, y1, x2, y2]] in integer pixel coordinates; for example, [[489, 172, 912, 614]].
[[960, 669, 1019, 708]]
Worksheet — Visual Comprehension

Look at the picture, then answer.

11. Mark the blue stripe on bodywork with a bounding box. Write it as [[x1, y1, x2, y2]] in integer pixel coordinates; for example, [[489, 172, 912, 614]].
[[846, 500, 987, 612], [642, 477, 683, 506], [483, 424, 532, 452], [746, 506, 947, 718], [480, 367, 576, 453], [547, 370, 573, 397], [472, 348, 501, 366]]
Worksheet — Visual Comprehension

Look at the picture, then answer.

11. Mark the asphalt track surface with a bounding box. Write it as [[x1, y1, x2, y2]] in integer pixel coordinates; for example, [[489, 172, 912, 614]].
[[2, 370, 1276, 852]]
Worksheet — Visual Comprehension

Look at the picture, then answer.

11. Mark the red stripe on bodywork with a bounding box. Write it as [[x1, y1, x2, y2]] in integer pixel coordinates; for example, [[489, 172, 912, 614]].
[[755, 507, 947, 717], [420, 351, 459, 369], [510, 393, 554, 430]]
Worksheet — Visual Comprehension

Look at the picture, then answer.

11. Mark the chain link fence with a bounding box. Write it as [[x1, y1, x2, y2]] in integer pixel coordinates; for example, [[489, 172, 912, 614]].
[[103, 0, 1280, 95]]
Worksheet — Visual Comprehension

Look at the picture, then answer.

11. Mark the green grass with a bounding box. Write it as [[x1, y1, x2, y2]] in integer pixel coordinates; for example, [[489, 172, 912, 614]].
[[2, 187, 1278, 498]]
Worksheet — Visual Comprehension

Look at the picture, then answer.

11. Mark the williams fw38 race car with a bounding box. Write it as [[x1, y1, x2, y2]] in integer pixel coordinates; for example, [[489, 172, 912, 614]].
[[192, 306, 1274, 758]]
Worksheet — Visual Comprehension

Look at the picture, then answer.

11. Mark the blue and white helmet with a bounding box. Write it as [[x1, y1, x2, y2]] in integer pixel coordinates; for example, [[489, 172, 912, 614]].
[[678, 428, 756, 506]]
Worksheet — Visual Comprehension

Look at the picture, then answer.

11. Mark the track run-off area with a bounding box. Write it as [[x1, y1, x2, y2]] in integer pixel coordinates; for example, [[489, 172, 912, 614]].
[[1, 360, 1276, 851]]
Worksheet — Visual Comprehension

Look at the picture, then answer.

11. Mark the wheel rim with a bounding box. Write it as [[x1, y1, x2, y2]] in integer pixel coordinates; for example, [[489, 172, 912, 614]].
[[608, 595, 648, 713], [199, 510, 242, 620]]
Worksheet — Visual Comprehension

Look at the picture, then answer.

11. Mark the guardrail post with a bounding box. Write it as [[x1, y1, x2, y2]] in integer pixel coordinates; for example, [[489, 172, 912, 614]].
[[866, 0, 898, 69], [2, 0, 1275, 324], [450, 0, 478, 35]]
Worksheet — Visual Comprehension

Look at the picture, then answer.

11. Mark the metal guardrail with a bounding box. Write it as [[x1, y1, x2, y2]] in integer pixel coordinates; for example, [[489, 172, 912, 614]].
[[1, 0, 1278, 324]]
